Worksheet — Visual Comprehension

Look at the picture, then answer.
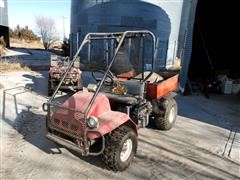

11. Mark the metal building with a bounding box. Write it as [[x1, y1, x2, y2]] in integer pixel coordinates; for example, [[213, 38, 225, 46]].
[[179, 0, 198, 91], [70, 0, 197, 75], [0, 0, 9, 47]]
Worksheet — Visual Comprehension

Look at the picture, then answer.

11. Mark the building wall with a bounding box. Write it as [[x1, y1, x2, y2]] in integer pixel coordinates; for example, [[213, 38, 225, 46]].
[[178, 0, 192, 58], [70, 0, 187, 70], [179, 0, 198, 91], [0, 0, 9, 47]]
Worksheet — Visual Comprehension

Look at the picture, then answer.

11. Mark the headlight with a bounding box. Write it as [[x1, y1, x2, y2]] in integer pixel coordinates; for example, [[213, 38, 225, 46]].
[[87, 116, 99, 129], [65, 79, 70, 84], [53, 73, 60, 79], [72, 73, 77, 77], [42, 103, 49, 112]]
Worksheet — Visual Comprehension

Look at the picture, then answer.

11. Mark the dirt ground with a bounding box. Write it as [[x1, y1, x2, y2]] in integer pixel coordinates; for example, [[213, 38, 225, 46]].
[[0, 71, 240, 180]]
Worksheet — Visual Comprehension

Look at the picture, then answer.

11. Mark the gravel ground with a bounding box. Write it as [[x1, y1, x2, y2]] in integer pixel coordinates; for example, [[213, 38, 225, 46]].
[[0, 71, 239, 180]]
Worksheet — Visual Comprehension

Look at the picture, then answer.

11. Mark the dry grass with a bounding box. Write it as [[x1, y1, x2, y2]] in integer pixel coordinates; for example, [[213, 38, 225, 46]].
[[0, 83, 4, 89], [10, 38, 44, 49], [0, 45, 5, 56], [0, 36, 6, 56], [0, 58, 31, 72]]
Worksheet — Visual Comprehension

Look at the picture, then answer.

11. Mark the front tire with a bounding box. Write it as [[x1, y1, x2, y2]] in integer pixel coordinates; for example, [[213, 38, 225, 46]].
[[154, 98, 177, 130], [102, 126, 137, 171]]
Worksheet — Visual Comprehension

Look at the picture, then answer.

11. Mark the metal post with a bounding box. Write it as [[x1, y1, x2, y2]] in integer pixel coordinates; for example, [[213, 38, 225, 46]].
[[139, 36, 144, 80], [88, 42, 91, 62], [105, 40, 109, 65], [77, 32, 79, 50], [172, 40, 177, 66]]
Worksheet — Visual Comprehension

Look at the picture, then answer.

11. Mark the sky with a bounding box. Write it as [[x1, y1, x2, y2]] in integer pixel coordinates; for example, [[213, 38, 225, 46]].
[[8, 0, 71, 39]]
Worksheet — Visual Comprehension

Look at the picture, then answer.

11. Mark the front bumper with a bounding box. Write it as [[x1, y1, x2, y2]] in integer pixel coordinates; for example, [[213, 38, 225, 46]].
[[46, 128, 105, 156], [46, 132, 85, 155]]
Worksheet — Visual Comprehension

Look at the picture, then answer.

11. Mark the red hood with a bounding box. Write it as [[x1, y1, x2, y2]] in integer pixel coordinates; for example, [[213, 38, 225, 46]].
[[61, 91, 111, 116]]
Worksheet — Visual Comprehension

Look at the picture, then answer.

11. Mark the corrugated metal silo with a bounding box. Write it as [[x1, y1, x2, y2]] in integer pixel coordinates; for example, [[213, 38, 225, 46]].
[[70, 0, 190, 70], [0, 0, 9, 47]]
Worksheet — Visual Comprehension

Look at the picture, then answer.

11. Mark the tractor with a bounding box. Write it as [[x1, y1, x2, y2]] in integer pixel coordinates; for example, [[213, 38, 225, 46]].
[[43, 30, 179, 171]]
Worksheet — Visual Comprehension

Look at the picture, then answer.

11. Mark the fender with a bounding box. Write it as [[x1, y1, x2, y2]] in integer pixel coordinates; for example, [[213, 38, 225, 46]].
[[163, 92, 177, 100], [87, 111, 137, 140]]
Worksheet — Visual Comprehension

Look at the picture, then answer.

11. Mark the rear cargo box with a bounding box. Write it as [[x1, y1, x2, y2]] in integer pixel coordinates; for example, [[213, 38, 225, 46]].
[[146, 74, 179, 99]]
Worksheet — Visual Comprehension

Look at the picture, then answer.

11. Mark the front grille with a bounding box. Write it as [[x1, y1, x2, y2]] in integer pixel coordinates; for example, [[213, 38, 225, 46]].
[[49, 105, 85, 138], [62, 121, 69, 128], [54, 118, 60, 125], [71, 124, 79, 131]]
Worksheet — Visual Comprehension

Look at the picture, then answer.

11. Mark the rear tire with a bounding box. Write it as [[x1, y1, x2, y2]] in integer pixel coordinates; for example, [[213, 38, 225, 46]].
[[102, 126, 137, 171], [155, 98, 177, 130]]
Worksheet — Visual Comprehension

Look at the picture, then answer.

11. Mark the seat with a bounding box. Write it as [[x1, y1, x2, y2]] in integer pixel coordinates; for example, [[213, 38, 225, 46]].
[[103, 80, 145, 105], [103, 92, 138, 105]]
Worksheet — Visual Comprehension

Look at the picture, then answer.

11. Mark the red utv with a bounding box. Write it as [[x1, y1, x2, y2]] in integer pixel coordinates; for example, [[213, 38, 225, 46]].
[[43, 31, 179, 171]]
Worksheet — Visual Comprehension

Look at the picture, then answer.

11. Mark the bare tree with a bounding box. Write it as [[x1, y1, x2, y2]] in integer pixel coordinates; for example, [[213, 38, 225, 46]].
[[35, 16, 58, 50]]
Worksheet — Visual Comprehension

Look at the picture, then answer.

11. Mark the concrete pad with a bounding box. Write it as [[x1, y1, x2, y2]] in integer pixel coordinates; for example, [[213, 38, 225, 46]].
[[0, 71, 239, 179]]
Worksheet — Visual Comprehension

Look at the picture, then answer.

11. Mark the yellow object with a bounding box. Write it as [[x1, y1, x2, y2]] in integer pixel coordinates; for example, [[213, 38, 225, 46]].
[[112, 81, 127, 95]]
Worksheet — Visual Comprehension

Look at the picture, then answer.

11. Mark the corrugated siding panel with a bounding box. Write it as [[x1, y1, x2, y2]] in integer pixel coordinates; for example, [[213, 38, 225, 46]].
[[179, 0, 198, 91]]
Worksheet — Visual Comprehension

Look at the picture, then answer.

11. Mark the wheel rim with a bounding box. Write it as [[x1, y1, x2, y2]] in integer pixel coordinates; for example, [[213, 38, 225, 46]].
[[120, 139, 133, 162], [168, 106, 176, 123]]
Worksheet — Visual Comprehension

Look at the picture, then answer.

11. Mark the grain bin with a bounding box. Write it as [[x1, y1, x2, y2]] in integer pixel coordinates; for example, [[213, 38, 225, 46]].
[[70, 0, 192, 70], [0, 0, 9, 47]]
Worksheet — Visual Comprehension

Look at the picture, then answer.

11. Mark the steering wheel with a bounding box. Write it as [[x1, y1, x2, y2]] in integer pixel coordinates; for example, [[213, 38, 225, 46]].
[[91, 70, 115, 85]]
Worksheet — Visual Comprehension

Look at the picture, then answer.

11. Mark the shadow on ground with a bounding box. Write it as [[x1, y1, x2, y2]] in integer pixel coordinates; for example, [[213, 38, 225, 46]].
[[1, 86, 106, 169], [176, 94, 240, 131]]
